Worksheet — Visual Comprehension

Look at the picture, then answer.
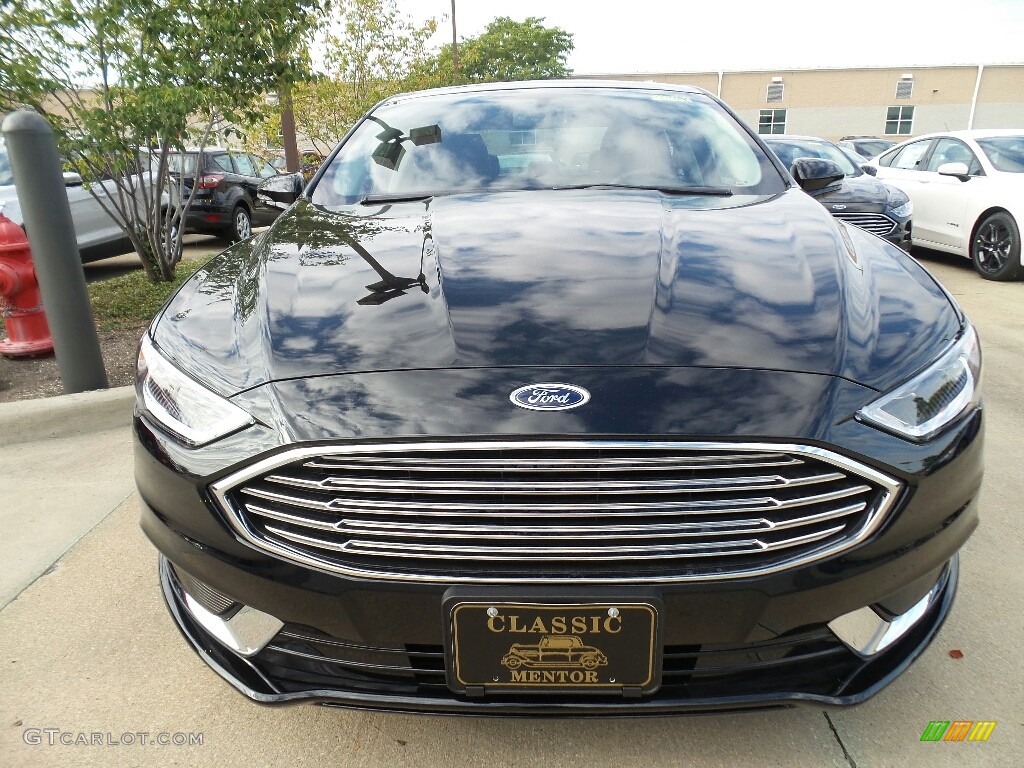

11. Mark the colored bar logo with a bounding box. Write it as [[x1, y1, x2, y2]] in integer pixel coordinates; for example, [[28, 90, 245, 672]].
[[920, 721, 996, 742]]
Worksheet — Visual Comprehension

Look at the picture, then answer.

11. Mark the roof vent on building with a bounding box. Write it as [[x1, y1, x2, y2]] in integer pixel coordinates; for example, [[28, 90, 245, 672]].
[[766, 79, 784, 103], [896, 75, 914, 99]]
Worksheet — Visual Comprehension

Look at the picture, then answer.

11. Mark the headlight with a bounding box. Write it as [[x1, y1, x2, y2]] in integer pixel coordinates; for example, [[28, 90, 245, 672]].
[[887, 191, 912, 219], [136, 334, 254, 447], [857, 326, 981, 442]]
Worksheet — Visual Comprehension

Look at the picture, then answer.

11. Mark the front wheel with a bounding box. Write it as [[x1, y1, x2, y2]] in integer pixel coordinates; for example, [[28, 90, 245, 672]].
[[226, 205, 252, 243], [971, 211, 1023, 281]]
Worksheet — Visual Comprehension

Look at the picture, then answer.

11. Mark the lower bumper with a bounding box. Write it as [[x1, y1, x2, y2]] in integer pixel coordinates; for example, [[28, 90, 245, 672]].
[[182, 209, 228, 235], [160, 554, 958, 715]]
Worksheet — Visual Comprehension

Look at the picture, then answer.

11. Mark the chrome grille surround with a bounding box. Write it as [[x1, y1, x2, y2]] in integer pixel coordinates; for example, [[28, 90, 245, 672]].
[[832, 212, 898, 236], [209, 441, 903, 584]]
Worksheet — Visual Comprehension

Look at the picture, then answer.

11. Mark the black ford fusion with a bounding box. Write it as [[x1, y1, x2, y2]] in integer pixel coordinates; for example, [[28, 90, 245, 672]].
[[763, 135, 913, 250], [134, 81, 983, 715]]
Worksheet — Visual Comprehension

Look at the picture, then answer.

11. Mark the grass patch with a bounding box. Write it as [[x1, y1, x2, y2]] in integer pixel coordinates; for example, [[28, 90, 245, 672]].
[[88, 258, 208, 331]]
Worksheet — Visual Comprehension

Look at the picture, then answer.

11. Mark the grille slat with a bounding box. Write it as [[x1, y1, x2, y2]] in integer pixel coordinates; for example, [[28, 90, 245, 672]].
[[241, 483, 874, 518], [303, 453, 804, 473], [832, 212, 897, 236], [243, 500, 867, 539], [262, 471, 847, 496], [264, 523, 846, 560], [211, 441, 900, 583]]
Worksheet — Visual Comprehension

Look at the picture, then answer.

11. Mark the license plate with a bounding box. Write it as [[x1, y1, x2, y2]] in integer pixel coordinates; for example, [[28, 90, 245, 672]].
[[445, 600, 661, 695]]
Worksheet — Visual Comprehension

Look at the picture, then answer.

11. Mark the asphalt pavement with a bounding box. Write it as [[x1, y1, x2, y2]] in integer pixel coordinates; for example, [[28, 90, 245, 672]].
[[0, 247, 1021, 767]]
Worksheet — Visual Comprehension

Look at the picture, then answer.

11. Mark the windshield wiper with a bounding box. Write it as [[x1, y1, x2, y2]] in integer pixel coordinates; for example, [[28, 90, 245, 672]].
[[359, 192, 435, 205], [548, 183, 734, 196]]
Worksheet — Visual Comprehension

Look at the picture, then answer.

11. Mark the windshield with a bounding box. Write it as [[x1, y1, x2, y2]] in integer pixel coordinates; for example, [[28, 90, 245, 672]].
[[766, 139, 860, 177], [311, 88, 785, 206], [0, 137, 12, 187], [167, 153, 200, 175], [976, 136, 1024, 173], [854, 140, 893, 158]]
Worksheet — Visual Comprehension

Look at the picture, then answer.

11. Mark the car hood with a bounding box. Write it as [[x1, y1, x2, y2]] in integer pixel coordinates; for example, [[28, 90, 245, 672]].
[[153, 189, 960, 397], [810, 173, 893, 211]]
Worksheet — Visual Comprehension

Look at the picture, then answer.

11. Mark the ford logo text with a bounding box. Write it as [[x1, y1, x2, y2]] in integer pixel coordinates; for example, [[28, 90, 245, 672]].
[[509, 383, 591, 411]]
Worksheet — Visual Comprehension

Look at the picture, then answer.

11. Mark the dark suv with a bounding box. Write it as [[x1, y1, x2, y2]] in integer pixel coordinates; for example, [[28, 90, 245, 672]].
[[169, 148, 303, 242]]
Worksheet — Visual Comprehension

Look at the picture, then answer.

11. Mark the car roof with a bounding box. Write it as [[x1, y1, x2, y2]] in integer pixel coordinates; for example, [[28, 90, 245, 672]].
[[384, 79, 712, 105], [903, 128, 1024, 141]]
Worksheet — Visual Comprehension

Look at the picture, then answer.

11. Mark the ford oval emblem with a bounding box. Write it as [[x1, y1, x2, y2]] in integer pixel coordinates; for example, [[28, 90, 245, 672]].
[[509, 383, 591, 411]]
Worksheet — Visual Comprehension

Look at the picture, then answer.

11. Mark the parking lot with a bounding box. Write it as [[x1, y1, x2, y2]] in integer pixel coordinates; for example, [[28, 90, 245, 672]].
[[1, 246, 1021, 768]]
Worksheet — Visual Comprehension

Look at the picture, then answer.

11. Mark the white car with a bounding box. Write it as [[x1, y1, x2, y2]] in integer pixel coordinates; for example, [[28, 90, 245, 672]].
[[0, 134, 132, 262], [867, 129, 1024, 280]]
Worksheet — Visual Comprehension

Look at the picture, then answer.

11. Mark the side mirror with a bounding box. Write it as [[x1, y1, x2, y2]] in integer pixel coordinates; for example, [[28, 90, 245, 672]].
[[790, 158, 846, 192], [861, 164, 878, 177], [63, 171, 83, 187], [257, 173, 303, 209], [937, 162, 970, 181]]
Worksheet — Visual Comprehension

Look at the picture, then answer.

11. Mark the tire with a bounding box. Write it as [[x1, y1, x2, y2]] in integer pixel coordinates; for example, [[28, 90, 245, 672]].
[[581, 655, 600, 671], [503, 655, 522, 669], [971, 211, 1023, 281], [225, 204, 252, 243]]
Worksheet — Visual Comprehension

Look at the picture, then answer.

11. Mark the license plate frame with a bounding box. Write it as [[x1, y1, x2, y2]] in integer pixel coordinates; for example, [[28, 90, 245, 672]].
[[443, 597, 662, 696]]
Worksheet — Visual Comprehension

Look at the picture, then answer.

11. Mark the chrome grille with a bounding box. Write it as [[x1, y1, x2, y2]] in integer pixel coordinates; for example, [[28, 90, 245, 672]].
[[211, 441, 901, 583], [832, 212, 897, 236]]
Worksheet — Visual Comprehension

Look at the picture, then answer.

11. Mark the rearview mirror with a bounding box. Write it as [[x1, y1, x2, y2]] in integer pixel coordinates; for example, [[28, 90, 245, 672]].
[[790, 158, 846, 192], [937, 162, 970, 181]]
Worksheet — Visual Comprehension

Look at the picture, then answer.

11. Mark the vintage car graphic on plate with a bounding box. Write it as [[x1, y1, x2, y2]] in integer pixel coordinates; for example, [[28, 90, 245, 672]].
[[500, 635, 610, 671]]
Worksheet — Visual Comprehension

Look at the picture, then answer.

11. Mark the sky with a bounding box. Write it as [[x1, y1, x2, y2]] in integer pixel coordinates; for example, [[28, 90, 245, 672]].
[[409, 0, 1024, 74]]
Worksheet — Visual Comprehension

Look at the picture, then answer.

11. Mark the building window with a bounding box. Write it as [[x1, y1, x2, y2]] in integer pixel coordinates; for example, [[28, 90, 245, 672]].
[[758, 109, 787, 135], [885, 105, 915, 135], [766, 83, 784, 103], [895, 79, 914, 99], [509, 130, 536, 146]]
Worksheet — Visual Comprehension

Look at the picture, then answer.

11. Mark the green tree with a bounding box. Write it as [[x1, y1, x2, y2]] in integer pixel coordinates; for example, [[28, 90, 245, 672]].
[[426, 16, 574, 85], [0, 0, 322, 282], [246, 0, 438, 157]]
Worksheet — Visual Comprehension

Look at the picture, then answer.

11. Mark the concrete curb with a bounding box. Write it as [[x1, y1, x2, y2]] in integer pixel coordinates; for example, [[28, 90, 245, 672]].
[[0, 385, 135, 446]]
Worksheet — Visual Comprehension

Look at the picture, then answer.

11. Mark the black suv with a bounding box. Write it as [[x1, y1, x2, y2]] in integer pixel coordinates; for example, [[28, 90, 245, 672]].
[[169, 148, 303, 242]]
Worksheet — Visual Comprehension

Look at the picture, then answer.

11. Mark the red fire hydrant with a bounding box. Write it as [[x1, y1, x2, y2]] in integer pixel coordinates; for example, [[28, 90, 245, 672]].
[[0, 212, 54, 357]]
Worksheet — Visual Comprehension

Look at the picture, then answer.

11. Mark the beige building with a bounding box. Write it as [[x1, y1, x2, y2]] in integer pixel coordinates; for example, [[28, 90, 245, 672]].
[[580, 64, 1024, 141]]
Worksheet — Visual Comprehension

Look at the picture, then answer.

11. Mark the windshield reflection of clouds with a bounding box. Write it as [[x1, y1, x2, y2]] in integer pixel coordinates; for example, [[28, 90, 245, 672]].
[[312, 89, 782, 205]]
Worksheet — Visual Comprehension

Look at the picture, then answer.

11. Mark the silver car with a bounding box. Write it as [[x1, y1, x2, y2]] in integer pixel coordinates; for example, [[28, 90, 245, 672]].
[[0, 135, 132, 262]]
